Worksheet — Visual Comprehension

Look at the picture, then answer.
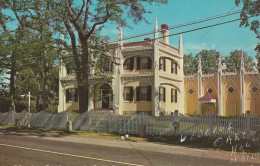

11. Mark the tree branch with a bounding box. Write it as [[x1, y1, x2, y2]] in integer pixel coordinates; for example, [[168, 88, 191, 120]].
[[75, 0, 85, 22], [65, 0, 83, 36], [86, 5, 109, 39], [12, 0, 23, 27], [83, 0, 91, 30]]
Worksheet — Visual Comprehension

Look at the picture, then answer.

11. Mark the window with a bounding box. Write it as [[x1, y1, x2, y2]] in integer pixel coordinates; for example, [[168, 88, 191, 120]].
[[159, 57, 166, 71], [228, 86, 235, 94], [67, 68, 75, 74], [171, 61, 177, 74], [123, 87, 133, 101], [208, 88, 213, 94], [188, 88, 194, 95], [137, 57, 151, 70], [136, 86, 151, 101], [123, 57, 134, 70], [159, 87, 166, 102], [66, 88, 78, 102], [171, 88, 177, 103], [252, 85, 259, 93], [101, 62, 113, 72]]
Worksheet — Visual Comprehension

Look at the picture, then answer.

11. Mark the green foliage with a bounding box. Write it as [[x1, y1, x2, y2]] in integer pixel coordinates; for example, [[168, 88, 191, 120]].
[[235, 0, 260, 52], [184, 53, 196, 75], [256, 51, 260, 72], [0, 0, 60, 112], [224, 50, 255, 72], [195, 50, 220, 74]]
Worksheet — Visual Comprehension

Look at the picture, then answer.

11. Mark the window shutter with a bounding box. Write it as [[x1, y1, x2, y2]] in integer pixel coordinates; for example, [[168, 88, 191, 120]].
[[159, 87, 161, 101], [171, 89, 173, 103], [66, 89, 69, 102], [130, 57, 134, 70], [136, 87, 140, 101], [130, 87, 133, 101], [147, 86, 151, 101], [175, 89, 178, 103], [148, 58, 152, 69], [163, 58, 166, 71], [163, 87, 166, 102], [75, 89, 78, 102], [171, 62, 173, 73], [137, 57, 140, 70]]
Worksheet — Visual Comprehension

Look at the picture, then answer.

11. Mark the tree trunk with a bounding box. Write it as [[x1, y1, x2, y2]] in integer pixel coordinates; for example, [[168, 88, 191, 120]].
[[10, 58, 16, 112], [77, 40, 89, 114]]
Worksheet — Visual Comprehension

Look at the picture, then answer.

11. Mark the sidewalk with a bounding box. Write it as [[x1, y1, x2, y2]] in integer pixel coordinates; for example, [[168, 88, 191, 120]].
[[1, 130, 260, 164]]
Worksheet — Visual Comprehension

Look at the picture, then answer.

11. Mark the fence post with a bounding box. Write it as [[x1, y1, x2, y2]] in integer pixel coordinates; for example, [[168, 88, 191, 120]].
[[246, 111, 251, 139], [207, 113, 213, 136], [173, 110, 179, 135]]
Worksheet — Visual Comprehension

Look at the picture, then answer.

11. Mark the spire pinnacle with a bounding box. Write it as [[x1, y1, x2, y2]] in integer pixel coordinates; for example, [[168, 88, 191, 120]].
[[118, 25, 123, 49], [198, 54, 202, 75], [218, 53, 222, 75], [154, 16, 158, 43], [179, 31, 183, 55], [240, 50, 245, 73]]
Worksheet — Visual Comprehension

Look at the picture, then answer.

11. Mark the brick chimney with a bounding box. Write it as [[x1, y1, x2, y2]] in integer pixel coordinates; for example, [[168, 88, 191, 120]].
[[161, 24, 169, 44]]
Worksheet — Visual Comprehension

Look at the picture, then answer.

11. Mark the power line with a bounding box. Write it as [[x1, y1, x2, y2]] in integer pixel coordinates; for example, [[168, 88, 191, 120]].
[[184, 6, 237, 52], [107, 10, 241, 44], [3, 10, 241, 63]]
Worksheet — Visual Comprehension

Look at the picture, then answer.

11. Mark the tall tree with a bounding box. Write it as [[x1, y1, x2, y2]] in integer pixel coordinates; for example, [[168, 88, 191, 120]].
[[256, 51, 260, 72], [194, 50, 220, 74], [223, 50, 255, 72], [0, 0, 60, 112], [235, 0, 260, 53], [56, 0, 167, 113], [183, 53, 197, 75]]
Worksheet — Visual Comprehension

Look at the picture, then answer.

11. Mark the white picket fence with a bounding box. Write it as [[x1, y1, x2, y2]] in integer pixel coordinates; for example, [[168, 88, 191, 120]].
[[0, 110, 259, 139]]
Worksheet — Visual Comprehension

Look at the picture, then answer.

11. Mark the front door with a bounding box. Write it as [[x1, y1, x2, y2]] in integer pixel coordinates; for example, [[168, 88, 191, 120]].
[[102, 89, 110, 108]]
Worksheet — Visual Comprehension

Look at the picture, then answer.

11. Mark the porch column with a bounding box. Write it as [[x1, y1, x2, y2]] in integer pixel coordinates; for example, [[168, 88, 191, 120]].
[[217, 53, 223, 116], [240, 51, 245, 115], [198, 55, 203, 115], [58, 58, 66, 113], [88, 85, 94, 111]]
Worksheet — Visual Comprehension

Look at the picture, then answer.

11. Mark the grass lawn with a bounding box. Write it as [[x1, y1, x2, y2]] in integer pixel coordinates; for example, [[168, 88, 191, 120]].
[[0, 125, 259, 154]]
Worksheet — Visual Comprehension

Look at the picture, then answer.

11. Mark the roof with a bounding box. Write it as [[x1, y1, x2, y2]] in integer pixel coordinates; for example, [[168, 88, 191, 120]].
[[199, 92, 216, 103], [107, 40, 153, 49]]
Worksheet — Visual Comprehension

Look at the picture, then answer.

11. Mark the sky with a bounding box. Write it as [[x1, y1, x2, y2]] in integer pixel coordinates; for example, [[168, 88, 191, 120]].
[[101, 0, 259, 60]]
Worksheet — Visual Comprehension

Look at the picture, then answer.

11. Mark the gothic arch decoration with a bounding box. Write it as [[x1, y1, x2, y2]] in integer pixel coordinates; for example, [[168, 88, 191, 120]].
[[185, 80, 198, 115], [246, 78, 260, 92], [159, 56, 181, 69], [222, 78, 240, 116], [160, 83, 180, 92], [123, 52, 153, 60], [223, 78, 240, 94], [245, 78, 260, 115], [203, 79, 217, 95], [93, 83, 113, 110], [89, 80, 112, 87], [122, 80, 153, 86]]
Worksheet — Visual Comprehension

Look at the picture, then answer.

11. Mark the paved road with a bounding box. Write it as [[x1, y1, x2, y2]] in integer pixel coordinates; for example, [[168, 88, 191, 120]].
[[0, 134, 257, 166]]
